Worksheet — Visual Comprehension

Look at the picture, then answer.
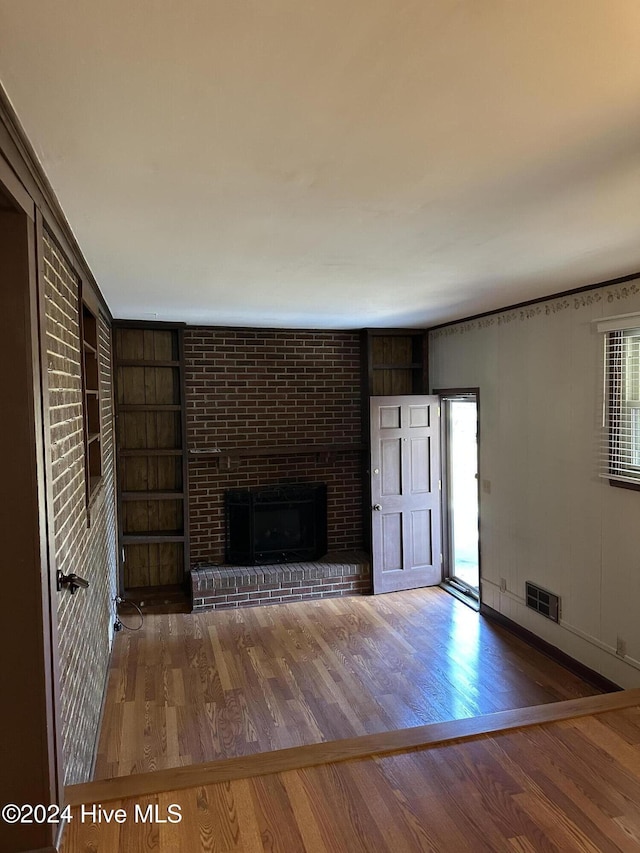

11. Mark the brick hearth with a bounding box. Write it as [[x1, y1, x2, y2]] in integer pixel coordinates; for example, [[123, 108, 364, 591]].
[[191, 550, 370, 611]]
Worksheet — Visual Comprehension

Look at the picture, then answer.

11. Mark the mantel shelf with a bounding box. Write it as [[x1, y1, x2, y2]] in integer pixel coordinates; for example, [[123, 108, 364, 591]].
[[189, 443, 363, 470], [372, 362, 422, 370]]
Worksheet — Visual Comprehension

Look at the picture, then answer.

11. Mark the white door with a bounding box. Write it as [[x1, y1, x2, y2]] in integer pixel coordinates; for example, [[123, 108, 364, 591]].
[[370, 396, 442, 593]]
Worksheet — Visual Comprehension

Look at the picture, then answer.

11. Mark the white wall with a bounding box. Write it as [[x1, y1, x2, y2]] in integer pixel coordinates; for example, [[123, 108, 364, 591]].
[[430, 278, 640, 688]]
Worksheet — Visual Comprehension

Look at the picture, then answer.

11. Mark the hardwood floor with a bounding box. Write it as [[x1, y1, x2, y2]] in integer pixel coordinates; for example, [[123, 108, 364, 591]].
[[63, 693, 640, 852], [94, 588, 602, 780]]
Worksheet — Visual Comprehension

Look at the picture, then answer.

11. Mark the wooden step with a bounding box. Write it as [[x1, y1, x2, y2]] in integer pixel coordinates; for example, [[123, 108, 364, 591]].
[[65, 687, 640, 807]]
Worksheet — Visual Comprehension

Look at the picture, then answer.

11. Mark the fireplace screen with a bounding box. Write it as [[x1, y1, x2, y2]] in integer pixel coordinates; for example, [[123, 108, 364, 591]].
[[225, 483, 327, 565]]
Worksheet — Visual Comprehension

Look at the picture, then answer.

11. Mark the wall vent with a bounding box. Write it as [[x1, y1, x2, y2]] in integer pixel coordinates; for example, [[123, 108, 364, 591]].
[[525, 582, 560, 622]]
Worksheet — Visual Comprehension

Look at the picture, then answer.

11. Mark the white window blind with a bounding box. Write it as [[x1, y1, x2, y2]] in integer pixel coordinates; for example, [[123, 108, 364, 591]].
[[601, 322, 640, 484]]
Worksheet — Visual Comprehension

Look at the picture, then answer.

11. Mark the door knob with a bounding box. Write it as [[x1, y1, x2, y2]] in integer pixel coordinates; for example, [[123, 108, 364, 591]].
[[373, 504, 382, 511]]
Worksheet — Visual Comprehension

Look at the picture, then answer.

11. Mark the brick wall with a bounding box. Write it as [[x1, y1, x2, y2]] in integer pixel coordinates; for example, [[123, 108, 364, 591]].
[[43, 231, 117, 786], [184, 328, 363, 564]]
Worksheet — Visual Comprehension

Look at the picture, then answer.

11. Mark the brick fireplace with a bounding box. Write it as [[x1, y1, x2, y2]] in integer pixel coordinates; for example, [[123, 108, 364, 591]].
[[184, 327, 370, 609]]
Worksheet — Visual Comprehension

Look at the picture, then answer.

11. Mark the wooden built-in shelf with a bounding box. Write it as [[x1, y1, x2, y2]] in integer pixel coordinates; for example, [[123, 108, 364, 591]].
[[121, 490, 185, 501], [116, 359, 181, 368], [361, 329, 428, 398], [118, 404, 182, 412], [83, 339, 97, 355], [114, 323, 189, 603], [122, 532, 185, 544], [88, 432, 100, 444], [111, 584, 189, 612], [85, 389, 99, 397]]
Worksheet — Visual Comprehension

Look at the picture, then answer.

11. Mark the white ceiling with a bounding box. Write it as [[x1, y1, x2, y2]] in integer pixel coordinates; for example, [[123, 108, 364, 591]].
[[1, 1, 640, 329]]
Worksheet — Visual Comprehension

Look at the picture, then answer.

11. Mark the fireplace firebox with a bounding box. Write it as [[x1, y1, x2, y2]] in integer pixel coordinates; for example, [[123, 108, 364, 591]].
[[225, 483, 327, 565]]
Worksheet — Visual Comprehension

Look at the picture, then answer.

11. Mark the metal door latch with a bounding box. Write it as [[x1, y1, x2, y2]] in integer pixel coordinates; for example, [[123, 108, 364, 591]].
[[56, 571, 90, 594]]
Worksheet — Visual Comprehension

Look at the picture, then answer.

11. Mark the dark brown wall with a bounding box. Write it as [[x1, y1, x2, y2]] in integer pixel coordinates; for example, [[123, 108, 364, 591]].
[[185, 327, 363, 564]]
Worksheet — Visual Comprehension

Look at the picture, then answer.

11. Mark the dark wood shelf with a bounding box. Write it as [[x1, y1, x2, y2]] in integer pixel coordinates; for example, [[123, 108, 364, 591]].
[[122, 532, 185, 544], [83, 339, 97, 355], [118, 404, 182, 412], [85, 388, 99, 397], [120, 584, 190, 610], [116, 359, 181, 368], [121, 491, 185, 501], [361, 329, 429, 399], [119, 448, 183, 457], [88, 432, 100, 445]]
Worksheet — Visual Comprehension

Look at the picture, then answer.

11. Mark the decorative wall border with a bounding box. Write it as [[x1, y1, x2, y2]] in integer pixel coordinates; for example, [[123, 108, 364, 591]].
[[430, 277, 640, 339]]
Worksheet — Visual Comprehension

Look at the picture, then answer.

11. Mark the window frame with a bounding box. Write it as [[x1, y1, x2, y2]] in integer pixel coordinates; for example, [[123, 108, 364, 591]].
[[80, 293, 103, 506], [602, 320, 640, 491]]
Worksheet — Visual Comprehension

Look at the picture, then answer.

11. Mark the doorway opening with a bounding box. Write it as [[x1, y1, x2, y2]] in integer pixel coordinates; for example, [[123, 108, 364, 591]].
[[440, 391, 480, 606]]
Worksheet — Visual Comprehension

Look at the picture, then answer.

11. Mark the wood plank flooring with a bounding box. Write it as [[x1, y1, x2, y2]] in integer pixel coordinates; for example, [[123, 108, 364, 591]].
[[94, 588, 602, 780], [63, 697, 640, 852], [70, 690, 640, 806]]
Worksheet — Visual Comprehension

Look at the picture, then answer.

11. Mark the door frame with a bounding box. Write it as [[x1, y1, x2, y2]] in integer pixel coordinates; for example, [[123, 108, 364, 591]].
[[435, 387, 482, 605], [0, 174, 63, 851]]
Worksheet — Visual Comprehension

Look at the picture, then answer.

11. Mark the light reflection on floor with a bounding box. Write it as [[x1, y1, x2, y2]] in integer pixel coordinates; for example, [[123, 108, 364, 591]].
[[444, 598, 481, 719]]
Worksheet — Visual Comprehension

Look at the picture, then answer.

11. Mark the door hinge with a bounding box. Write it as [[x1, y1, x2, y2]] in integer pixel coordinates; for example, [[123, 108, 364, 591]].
[[440, 553, 443, 565], [438, 479, 442, 491]]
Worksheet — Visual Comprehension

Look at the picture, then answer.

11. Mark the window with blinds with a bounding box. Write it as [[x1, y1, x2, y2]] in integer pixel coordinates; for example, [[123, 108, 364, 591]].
[[599, 315, 640, 486]]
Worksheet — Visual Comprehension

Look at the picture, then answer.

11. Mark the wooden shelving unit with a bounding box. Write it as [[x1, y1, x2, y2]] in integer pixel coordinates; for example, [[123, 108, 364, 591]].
[[359, 328, 429, 550], [361, 329, 429, 397], [113, 323, 189, 605]]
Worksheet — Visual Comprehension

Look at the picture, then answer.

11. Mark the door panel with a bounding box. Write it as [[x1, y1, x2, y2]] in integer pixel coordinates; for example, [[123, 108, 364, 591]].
[[380, 404, 402, 429], [381, 439, 402, 494], [409, 404, 430, 427], [382, 513, 403, 570], [371, 395, 441, 593], [410, 509, 432, 566], [410, 437, 430, 492]]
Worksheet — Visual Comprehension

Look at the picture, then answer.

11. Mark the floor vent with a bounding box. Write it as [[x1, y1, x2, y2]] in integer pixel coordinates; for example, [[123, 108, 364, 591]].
[[525, 582, 560, 622]]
